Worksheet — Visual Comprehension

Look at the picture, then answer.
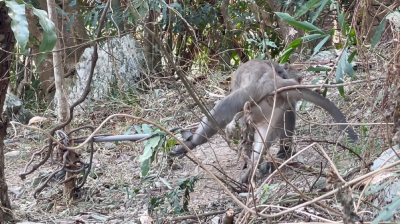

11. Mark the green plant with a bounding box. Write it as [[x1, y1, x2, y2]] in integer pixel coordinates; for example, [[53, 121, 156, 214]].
[[145, 177, 199, 217], [0, 0, 57, 63], [276, 1, 357, 97], [136, 124, 167, 177], [165, 177, 199, 214], [260, 183, 278, 204]]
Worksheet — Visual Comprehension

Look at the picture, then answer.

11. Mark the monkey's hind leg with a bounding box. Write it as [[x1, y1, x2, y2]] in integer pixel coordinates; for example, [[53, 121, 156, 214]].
[[277, 109, 296, 159]]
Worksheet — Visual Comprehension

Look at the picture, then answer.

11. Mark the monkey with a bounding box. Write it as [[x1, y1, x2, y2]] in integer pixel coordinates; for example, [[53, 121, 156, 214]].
[[169, 59, 358, 182], [169, 59, 300, 158], [228, 63, 303, 171]]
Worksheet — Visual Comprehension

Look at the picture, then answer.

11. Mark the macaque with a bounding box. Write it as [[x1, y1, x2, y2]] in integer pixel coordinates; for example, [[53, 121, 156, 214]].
[[170, 59, 357, 182]]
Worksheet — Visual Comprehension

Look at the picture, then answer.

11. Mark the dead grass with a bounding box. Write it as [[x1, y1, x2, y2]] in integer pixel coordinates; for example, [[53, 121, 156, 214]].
[[4, 55, 395, 223]]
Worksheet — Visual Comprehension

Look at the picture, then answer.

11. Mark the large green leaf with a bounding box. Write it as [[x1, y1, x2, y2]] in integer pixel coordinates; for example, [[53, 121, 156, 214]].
[[372, 196, 400, 224], [306, 66, 331, 72], [294, 0, 321, 18], [275, 12, 324, 34], [5, 0, 29, 50], [348, 50, 357, 63], [335, 48, 356, 97], [371, 17, 387, 50], [301, 34, 325, 41], [279, 38, 302, 63], [139, 135, 161, 162], [312, 35, 330, 57], [311, 0, 330, 23], [141, 159, 150, 177], [142, 124, 152, 134], [29, 5, 57, 64]]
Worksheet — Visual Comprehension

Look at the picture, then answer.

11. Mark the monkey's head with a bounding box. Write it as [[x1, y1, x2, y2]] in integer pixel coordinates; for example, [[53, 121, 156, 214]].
[[283, 63, 303, 84]]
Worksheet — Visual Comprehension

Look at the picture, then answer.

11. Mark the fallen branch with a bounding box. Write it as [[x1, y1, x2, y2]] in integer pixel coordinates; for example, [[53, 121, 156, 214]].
[[169, 209, 239, 221]]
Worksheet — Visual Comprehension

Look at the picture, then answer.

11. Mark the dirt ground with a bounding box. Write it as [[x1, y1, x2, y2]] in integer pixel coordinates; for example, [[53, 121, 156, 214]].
[[3, 66, 389, 223]]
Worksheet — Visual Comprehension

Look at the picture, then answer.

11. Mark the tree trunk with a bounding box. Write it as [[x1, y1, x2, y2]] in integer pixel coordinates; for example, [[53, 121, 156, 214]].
[[0, 3, 15, 222], [144, 10, 162, 75], [46, 0, 75, 198]]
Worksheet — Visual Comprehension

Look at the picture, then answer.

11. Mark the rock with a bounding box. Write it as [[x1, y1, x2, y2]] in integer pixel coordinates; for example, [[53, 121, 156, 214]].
[[211, 216, 220, 224], [67, 35, 144, 109], [309, 50, 337, 62], [8, 186, 23, 198], [2, 94, 33, 124], [372, 145, 400, 171], [180, 171, 189, 177], [5, 151, 20, 160]]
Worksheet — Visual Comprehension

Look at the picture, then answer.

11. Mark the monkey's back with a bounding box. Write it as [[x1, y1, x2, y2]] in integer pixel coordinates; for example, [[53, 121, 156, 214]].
[[231, 59, 298, 93]]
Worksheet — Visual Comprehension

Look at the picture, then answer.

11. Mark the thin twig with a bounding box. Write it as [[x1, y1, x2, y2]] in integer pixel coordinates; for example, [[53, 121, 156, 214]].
[[274, 77, 384, 94]]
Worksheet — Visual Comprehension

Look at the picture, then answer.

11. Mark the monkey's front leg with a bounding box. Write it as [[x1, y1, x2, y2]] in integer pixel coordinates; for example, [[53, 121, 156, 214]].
[[169, 116, 217, 158]]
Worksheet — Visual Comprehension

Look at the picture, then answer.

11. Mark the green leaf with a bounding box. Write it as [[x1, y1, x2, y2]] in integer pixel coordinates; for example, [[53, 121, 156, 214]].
[[6, 0, 29, 50], [311, 0, 330, 23], [344, 61, 355, 77], [338, 85, 344, 97], [301, 34, 325, 41], [167, 138, 177, 148], [306, 66, 331, 72], [348, 50, 357, 63], [265, 40, 277, 48], [124, 126, 134, 135], [372, 196, 400, 224], [257, 53, 266, 60], [68, 0, 76, 7], [141, 159, 150, 177], [371, 17, 387, 50], [139, 135, 161, 162], [159, 177, 173, 189], [142, 124, 152, 134], [30, 6, 57, 64], [294, 0, 321, 18], [365, 181, 391, 196], [275, 12, 324, 34], [134, 125, 142, 134], [338, 12, 345, 32], [279, 38, 302, 63], [312, 35, 330, 57], [66, 15, 75, 31]]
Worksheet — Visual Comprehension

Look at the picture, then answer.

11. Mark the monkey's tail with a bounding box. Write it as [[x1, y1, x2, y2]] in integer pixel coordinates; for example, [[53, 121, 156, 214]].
[[283, 89, 358, 142]]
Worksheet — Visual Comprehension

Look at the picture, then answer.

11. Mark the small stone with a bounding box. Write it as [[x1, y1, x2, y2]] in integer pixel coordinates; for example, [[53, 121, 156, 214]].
[[136, 194, 146, 198], [238, 193, 248, 198], [8, 186, 23, 198], [104, 142, 116, 150], [5, 151, 20, 160]]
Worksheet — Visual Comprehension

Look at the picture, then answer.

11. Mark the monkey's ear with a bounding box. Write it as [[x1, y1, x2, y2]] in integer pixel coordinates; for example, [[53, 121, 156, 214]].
[[283, 63, 290, 71]]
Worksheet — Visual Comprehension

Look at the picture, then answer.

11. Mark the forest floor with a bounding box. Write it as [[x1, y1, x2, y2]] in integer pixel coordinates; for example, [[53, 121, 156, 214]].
[[4, 60, 390, 223]]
